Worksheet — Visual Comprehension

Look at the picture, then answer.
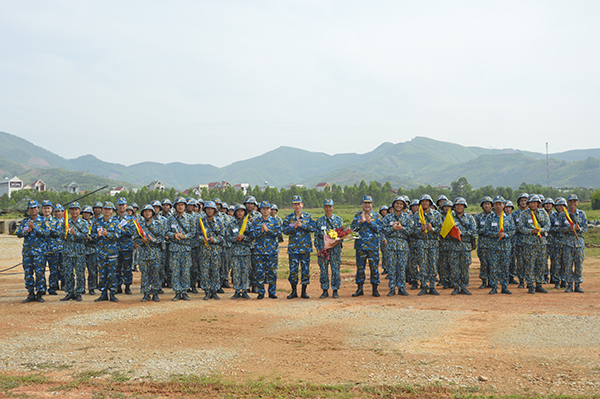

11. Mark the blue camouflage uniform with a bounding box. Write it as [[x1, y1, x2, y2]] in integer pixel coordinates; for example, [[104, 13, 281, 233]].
[[167, 210, 195, 295], [475, 209, 493, 286], [135, 214, 165, 295], [351, 209, 383, 285], [283, 210, 316, 287], [199, 210, 223, 294], [517, 204, 550, 288], [61, 212, 90, 296], [559, 207, 587, 285], [382, 208, 414, 292], [447, 209, 477, 292], [549, 207, 564, 284], [16, 203, 49, 297], [483, 207, 516, 289], [315, 211, 344, 292], [42, 212, 63, 294], [115, 210, 135, 289], [411, 205, 442, 287], [219, 211, 234, 286], [92, 211, 122, 294], [81, 207, 98, 293], [227, 213, 252, 294], [250, 211, 282, 296], [187, 207, 201, 291]]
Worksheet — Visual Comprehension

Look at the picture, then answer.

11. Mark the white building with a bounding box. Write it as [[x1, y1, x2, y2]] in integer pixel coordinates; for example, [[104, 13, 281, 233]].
[[0, 176, 23, 198]]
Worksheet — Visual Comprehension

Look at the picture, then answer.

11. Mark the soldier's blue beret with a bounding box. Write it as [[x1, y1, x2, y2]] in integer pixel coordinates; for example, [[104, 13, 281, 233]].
[[103, 201, 115, 210], [53, 204, 64, 211], [419, 194, 433, 203], [82, 205, 93, 213], [117, 197, 127, 205], [41, 200, 52, 207], [69, 202, 81, 209], [567, 194, 579, 201], [28, 200, 39, 209], [204, 200, 217, 210], [323, 199, 334, 206], [259, 200, 271, 209], [292, 195, 303, 203], [362, 195, 373, 203], [93, 201, 103, 208]]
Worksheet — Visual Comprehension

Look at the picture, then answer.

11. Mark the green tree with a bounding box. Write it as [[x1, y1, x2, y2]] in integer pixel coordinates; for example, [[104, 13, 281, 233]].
[[592, 190, 600, 210]]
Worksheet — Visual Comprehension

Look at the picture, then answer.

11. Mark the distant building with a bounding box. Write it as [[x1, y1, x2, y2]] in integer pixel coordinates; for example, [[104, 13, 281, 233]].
[[208, 180, 231, 191], [286, 184, 304, 189], [190, 184, 209, 197], [110, 186, 128, 196], [233, 183, 250, 195], [65, 181, 80, 194], [315, 182, 331, 192], [146, 180, 165, 191], [31, 179, 47, 192], [0, 176, 23, 198]]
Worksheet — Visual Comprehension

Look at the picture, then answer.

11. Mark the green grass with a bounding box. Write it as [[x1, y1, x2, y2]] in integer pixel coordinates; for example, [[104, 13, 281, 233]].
[[0, 374, 48, 392]]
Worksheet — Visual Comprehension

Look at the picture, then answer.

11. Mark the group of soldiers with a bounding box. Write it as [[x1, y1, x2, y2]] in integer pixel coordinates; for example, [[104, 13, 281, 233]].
[[15, 190, 587, 304]]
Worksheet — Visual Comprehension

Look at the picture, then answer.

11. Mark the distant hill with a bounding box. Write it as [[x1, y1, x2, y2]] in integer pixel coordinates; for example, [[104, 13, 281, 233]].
[[1, 131, 599, 190]]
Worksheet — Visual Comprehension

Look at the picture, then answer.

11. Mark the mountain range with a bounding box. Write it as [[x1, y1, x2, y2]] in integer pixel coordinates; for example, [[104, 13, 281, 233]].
[[1, 130, 600, 191]]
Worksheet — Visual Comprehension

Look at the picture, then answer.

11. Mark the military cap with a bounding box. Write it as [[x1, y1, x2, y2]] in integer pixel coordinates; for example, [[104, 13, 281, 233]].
[[197, 198, 205, 204], [391, 196, 407, 208], [401, 195, 410, 203], [151, 200, 162, 208], [517, 193, 529, 201], [436, 195, 449, 203], [409, 199, 420, 207], [69, 202, 81, 209], [41, 200, 52, 207], [126, 205, 134, 211], [222, 202, 228, 209], [161, 198, 172, 206], [141, 204, 155, 215], [362, 195, 373, 203], [244, 196, 258, 205], [103, 201, 116, 210], [229, 205, 234, 211], [567, 194, 579, 201], [28, 199, 39, 209], [543, 198, 554, 205], [419, 194, 433, 203], [203, 200, 217, 210], [173, 197, 187, 205], [527, 194, 541, 203], [212, 198, 222, 205], [259, 200, 271, 209], [480, 196, 493, 206], [555, 197, 567, 206], [442, 200, 454, 208], [379, 205, 388, 212], [117, 197, 127, 205], [132, 203, 139, 209], [538, 194, 545, 202], [492, 195, 505, 204], [81, 205, 93, 214], [186, 198, 197, 206], [53, 204, 64, 211], [93, 201, 103, 208], [233, 204, 247, 214], [292, 195, 303, 203], [504, 201, 514, 209], [323, 199, 334, 206], [454, 197, 468, 207], [271, 204, 279, 210]]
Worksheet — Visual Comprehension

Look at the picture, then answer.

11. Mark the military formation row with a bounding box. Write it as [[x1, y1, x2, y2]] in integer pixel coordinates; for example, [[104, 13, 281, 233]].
[[15, 191, 586, 303]]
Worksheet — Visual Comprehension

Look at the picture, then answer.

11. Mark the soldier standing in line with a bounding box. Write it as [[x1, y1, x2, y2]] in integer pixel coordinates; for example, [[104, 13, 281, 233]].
[[560, 194, 587, 293], [449, 197, 477, 295], [283, 195, 316, 299], [407, 199, 420, 290], [551, 198, 567, 289], [167, 197, 195, 301], [243, 196, 261, 293], [16, 200, 48, 303], [411, 194, 443, 296], [81, 205, 98, 295], [114, 197, 135, 295], [475, 196, 493, 289], [504, 201, 519, 285], [512, 193, 529, 288], [52, 204, 66, 291], [438, 200, 454, 289], [517, 195, 550, 294], [483, 196, 516, 295], [40, 200, 60, 295], [379, 205, 389, 276], [92, 201, 121, 302], [382, 196, 413, 296], [186, 199, 201, 294], [228, 204, 252, 299], [136, 204, 164, 302], [351, 195, 383, 297], [542, 198, 555, 284], [161, 198, 173, 289], [59, 202, 89, 302], [250, 201, 282, 299], [199, 201, 223, 300], [151, 200, 167, 295], [315, 199, 344, 299], [219, 201, 234, 290]]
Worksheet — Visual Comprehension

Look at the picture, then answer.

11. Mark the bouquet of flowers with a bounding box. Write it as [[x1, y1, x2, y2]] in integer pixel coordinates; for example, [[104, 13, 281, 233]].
[[319, 227, 354, 260]]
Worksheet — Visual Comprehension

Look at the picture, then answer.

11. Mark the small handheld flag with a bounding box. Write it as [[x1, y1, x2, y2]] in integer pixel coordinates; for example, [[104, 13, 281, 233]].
[[199, 216, 209, 247], [238, 214, 249, 241], [133, 218, 147, 241], [64, 209, 70, 240], [563, 208, 578, 240], [531, 211, 542, 238], [418, 204, 427, 234], [499, 212, 504, 240], [440, 210, 461, 241]]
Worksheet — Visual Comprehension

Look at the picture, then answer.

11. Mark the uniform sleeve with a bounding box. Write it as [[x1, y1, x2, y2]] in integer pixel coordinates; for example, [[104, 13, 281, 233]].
[[15, 218, 29, 237]]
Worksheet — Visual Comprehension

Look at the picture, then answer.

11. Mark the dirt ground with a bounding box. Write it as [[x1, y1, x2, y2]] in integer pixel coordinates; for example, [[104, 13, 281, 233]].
[[1, 234, 600, 397]]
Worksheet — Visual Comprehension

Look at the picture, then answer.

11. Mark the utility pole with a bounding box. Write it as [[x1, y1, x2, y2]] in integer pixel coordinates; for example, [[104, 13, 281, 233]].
[[546, 142, 549, 187]]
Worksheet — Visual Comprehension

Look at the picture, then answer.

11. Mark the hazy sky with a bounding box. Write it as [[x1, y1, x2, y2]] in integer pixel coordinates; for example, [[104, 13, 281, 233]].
[[2, 1, 599, 167]]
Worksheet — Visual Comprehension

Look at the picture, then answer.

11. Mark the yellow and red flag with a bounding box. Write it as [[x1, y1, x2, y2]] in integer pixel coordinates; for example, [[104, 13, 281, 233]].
[[418, 204, 427, 234], [199, 216, 209, 247], [563, 208, 578, 239], [440, 210, 461, 241], [531, 210, 542, 238], [64, 209, 69, 240], [238, 214, 249, 241], [132, 218, 147, 240], [499, 212, 504, 240]]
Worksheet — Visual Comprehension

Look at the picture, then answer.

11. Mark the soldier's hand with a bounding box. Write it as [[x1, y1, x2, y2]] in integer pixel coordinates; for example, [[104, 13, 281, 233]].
[[427, 223, 432, 231], [364, 213, 371, 223], [575, 223, 580, 231], [27, 220, 34, 231], [237, 233, 244, 241], [295, 220, 302, 228], [262, 223, 268, 233], [202, 236, 208, 244], [393, 222, 403, 230], [134, 243, 139, 249], [69, 227, 76, 235], [148, 235, 153, 242], [209, 235, 215, 243], [498, 231, 505, 239]]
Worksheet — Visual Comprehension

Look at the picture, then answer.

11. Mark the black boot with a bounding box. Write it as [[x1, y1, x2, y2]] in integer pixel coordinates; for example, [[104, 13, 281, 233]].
[[241, 290, 250, 299], [60, 293, 74, 301], [410, 282, 419, 290], [528, 285, 535, 294], [212, 291, 220, 300], [479, 279, 487, 289], [508, 276, 518, 285], [560, 281, 567, 288], [352, 284, 364, 297], [141, 293, 150, 302], [116, 285, 122, 294], [501, 286, 512, 294], [124, 285, 132, 295], [23, 293, 36, 303], [575, 283, 585, 293], [190, 286, 198, 294], [95, 290, 109, 302], [428, 283, 440, 296], [565, 283, 573, 293], [36, 292, 45, 302], [173, 293, 181, 301], [460, 288, 472, 295], [181, 292, 191, 301], [517, 279, 525, 289], [257, 293, 264, 299], [332, 289, 339, 298], [320, 289, 329, 299], [89, 289, 96, 295], [152, 293, 160, 302], [372, 284, 380, 297], [287, 285, 298, 299], [269, 292, 278, 299], [387, 288, 395, 296], [417, 284, 428, 296], [301, 285, 309, 299], [489, 286, 498, 295], [554, 282, 561, 290], [109, 291, 119, 302], [203, 291, 211, 300], [222, 280, 231, 289], [535, 283, 548, 293], [451, 288, 460, 296], [216, 288, 224, 294], [158, 288, 164, 294], [231, 291, 241, 299], [74, 294, 82, 301], [398, 288, 409, 296]]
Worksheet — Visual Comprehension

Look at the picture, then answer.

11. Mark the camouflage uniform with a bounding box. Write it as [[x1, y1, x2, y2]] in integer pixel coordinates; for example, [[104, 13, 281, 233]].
[[135, 216, 164, 295], [448, 210, 477, 292], [483, 210, 516, 289], [250, 213, 282, 296], [43, 214, 63, 294], [219, 212, 234, 287], [82, 209, 98, 293], [382, 210, 414, 292], [92, 213, 122, 295], [558, 208, 587, 285], [187, 210, 201, 291], [227, 215, 252, 294], [549, 209, 564, 284], [315, 213, 344, 292], [282, 211, 316, 286], [351, 210, 383, 286], [517, 206, 550, 290], [199, 212, 223, 295], [16, 208, 48, 298], [166, 212, 195, 295], [115, 212, 135, 289], [475, 210, 492, 286], [61, 214, 90, 296], [411, 207, 442, 288]]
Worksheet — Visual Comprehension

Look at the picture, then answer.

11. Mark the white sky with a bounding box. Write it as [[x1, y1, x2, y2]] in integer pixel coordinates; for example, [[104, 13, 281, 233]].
[[1, 0, 599, 167]]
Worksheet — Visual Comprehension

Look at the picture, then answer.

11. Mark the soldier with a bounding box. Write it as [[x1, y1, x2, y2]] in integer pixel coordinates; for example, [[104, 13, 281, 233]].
[[351, 195, 383, 297], [542, 198, 555, 284], [411, 194, 443, 296], [228, 204, 252, 299], [512, 193, 529, 288], [186, 199, 201, 294], [315, 199, 344, 299], [283, 195, 316, 299], [81, 205, 98, 295], [250, 201, 282, 299], [483, 196, 516, 294], [52, 204, 66, 290], [199, 201, 223, 300], [161, 198, 173, 288], [218, 201, 234, 290], [92, 201, 103, 220], [114, 197, 135, 295], [40, 200, 60, 295], [59, 202, 89, 301], [559, 194, 587, 293], [227, 205, 235, 217], [475, 196, 493, 289], [407, 199, 420, 290], [379, 205, 389, 276], [551, 198, 567, 289], [92, 201, 121, 302], [151, 200, 167, 294], [270, 204, 284, 245], [382, 196, 413, 296], [167, 197, 195, 301], [16, 200, 49, 303], [438, 200, 454, 289], [449, 197, 477, 295], [244, 196, 261, 293], [131, 203, 140, 272], [504, 201, 519, 285], [517, 195, 550, 294], [136, 204, 164, 302]]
